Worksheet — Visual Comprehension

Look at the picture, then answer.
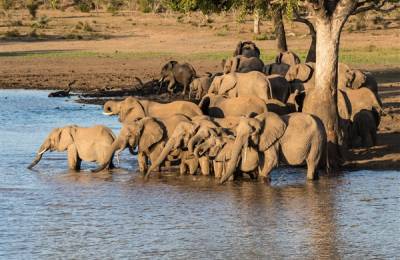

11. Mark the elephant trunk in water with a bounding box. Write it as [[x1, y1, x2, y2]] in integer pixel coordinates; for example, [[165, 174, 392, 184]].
[[27, 141, 50, 169], [219, 135, 246, 184], [145, 137, 178, 179]]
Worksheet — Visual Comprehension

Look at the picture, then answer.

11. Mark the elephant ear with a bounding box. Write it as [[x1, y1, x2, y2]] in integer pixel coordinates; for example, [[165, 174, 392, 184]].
[[120, 97, 145, 122], [231, 56, 240, 72], [296, 64, 313, 82], [352, 70, 366, 89], [256, 112, 287, 151], [275, 52, 283, 64], [57, 125, 76, 151], [218, 75, 237, 94], [138, 118, 164, 152], [233, 41, 243, 56], [285, 65, 297, 82]]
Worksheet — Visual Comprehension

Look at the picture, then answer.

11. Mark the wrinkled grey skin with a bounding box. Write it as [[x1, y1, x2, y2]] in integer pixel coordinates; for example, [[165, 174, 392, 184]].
[[189, 74, 212, 100], [233, 41, 261, 58], [350, 109, 378, 148], [263, 63, 290, 77], [159, 61, 197, 95], [223, 55, 264, 74], [219, 113, 326, 184]]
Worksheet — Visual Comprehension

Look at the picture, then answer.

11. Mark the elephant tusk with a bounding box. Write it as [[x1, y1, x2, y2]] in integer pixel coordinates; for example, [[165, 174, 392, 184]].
[[103, 112, 114, 116], [115, 149, 123, 166], [38, 149, 47, 155]]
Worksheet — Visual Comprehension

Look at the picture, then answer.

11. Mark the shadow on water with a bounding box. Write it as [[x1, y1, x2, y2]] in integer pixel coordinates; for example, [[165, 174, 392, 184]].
[[0, 90, 399, 258]]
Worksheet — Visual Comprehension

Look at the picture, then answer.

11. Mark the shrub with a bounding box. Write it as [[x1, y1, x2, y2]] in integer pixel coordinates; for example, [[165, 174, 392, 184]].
[[26, 1, 41, 19], [107, 0, 124, 14], [253, 33, 275, 41], [10, 20, 23, 26], [74, 0, 94, 12], [31, 15, 50, 29], [1, 0, 13, 10], [5, 29, 20, 37]]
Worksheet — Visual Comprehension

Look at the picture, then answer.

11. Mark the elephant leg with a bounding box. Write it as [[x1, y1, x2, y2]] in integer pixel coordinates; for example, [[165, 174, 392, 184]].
[[306, 159, 318, 181], [199, 156, 210, 176], [182, 83, 188, 96], [67, 146, 80, 171], [179, 161, 188, 175], [138, 152, 148, 174], [213, 162, 223, 178], [188, 159, 199, 175], [259, 148, 278, 182], [196, 89, 201, 100], [167, 79, 176, 94]]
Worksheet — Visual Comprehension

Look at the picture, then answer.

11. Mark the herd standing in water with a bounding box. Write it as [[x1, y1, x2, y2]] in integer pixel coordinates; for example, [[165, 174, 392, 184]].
[[29, 41, 383, 184]]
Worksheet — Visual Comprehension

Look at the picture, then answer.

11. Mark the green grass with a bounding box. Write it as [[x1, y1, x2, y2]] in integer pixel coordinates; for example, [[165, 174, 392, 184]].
[[0, 47, 398, 66]]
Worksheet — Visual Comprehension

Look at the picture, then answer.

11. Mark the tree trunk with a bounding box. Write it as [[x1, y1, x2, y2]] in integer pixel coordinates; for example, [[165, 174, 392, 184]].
[[272, 7, 288, 52], [302, 18, 342, 171], [253, 10, 260, 35]]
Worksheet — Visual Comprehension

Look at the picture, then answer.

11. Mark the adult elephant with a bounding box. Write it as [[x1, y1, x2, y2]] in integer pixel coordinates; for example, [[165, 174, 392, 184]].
[[350, 69, 379, 95], [233, 41, 260, 58], [341, 87, 383, 119], [275, 51, 301, 66], [263, 63, 290, 77], [199, 94, 268, 118], [103, 96, 203, 123], [28, 125, 115, 171], [159, 61, 197, 95], [208, 71, 290, 103], [223, 55, 264, 74], [93, 115, 190, 173], [219, 112, 326, 184]]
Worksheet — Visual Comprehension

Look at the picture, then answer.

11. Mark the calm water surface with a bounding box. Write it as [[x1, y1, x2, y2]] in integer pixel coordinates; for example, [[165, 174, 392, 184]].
[[0, 90, 399, 259]]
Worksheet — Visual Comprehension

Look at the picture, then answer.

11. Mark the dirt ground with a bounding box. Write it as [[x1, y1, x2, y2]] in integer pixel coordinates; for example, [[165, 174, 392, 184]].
[[0, 9, 399, 171]]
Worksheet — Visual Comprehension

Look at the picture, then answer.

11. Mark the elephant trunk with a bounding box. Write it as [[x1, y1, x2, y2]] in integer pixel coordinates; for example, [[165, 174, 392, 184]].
[[103, 101, 120, 116], [193, 141, 211, 158], [92, 140, 123, 172], [27, 142, 50, 169], [188, 133, 204, 153], [219, 135, 246, 184], [145, 137, 176, 179]]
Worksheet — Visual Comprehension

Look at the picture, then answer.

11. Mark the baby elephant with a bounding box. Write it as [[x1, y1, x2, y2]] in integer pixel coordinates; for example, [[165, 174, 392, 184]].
[[28, 125, 116, 171], [350, 109, 378, 148], [189, 74, 212, 100]]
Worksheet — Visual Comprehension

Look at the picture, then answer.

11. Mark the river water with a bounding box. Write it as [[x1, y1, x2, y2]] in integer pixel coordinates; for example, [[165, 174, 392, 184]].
[[0, 90, 399, 259]]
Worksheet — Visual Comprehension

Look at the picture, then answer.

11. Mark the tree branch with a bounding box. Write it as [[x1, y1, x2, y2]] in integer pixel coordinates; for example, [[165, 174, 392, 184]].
[[352, 0, 400, 15]]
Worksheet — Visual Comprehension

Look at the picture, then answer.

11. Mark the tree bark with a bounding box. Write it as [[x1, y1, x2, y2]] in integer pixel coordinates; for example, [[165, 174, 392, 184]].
[[253, 10, 260, 35], [302, 18, 342, 171], [272, 7, 288, 52]]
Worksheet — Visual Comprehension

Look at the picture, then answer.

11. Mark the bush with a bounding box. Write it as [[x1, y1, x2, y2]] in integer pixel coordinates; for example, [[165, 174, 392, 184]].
[[1, 0, 13, 10], [75, 21, 94, 32], [74, 0, 94, 12], [107, 0, 124, 14], [26, 1, 41, 19], [5, 29, 20, 37], [253, 33, 275, 41], [31, 15, 50, 29]]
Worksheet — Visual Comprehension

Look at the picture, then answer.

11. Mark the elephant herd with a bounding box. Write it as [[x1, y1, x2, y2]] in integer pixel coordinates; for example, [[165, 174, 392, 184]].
[[28, 41, 383, 183]]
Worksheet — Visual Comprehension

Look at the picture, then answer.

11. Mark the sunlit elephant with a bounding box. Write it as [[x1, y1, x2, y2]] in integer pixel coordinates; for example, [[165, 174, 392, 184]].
[[159, 61, 197, 95], [350, 109, 378, 148], [275, 51, 301, 66], [189, 74, 212, 100], [103, 96, 203, 123], [219, 112, 326, 184], [233, 41, 260, 58], [28, 125, 116, 171], [93, 115, 190, 173], [145, 120, 214, 178], [263, 62, 290, 76], [208, 72, 290, 103], [341, 87, 383, 120], [223, 55, 264, 74], [350, 69, 379, 95], [199, 94, 268, 118]]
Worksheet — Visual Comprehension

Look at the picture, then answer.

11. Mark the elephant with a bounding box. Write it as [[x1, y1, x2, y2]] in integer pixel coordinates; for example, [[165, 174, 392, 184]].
[[103, 96, 203, 123], [219, 112, 326, 184], [275, 51, 301, 66], [263, 63, 290, 77], [222, 55, 264, 74], [285, 63, 314, 84], [159, 61, 197, 95], [145, 120, 215, 178], [341, 87, 383, 121], [92, 115, 191, 173], [350, 109, 378, 148], [208, 71, 290, 103], [351, 69, 379, 95], [28, 125, 116, 171], [233, 41, 260, 58], [189, 74, 212, 100], [198, 94, 268, 118]]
